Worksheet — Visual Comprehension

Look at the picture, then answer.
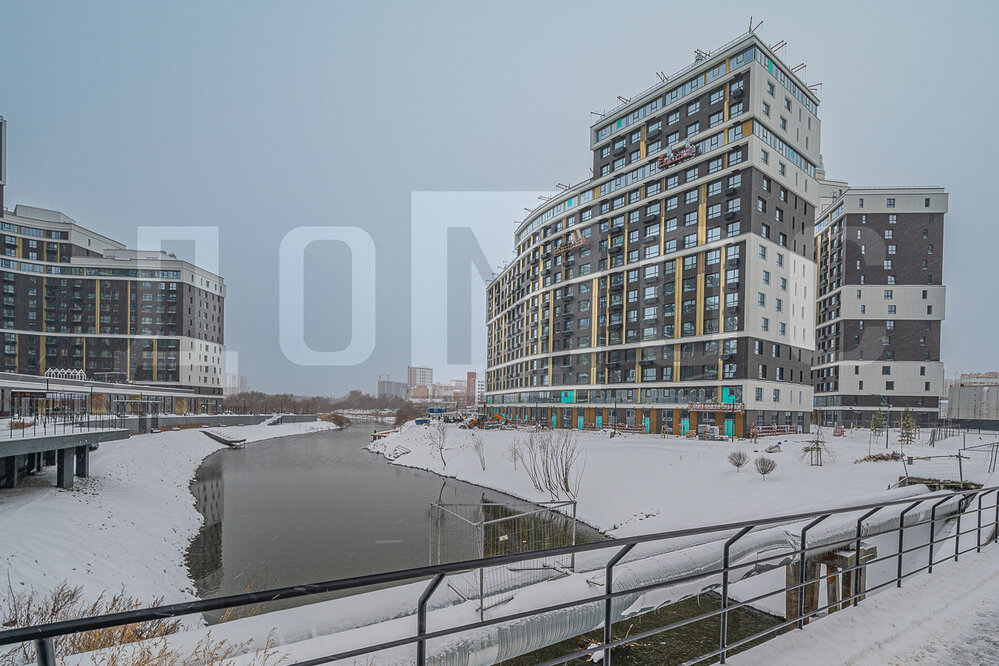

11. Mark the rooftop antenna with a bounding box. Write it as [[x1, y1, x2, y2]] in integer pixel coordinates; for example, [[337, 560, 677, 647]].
[[590, 110, 605, 119], [808, 82, 823, 93], [556, 183, 570, 191], [656, 71, 668, 83], [694, 49, 710, 61], [523, 207, 533, 213], [537, 194, 552, 202], [750, 17, 763, 33], [616, 95, 631, 104], [791, 63, 806, 74]]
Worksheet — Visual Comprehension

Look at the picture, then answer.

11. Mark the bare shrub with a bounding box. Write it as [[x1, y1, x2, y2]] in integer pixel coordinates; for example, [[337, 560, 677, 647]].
[[727, 450, 749, 472], [505, 442, 518, 471], [470, 434, 486, 471], [425, 420, 448, 469], [511, 430, 585, 501], [754, 455, 777, 480], [0, 580, 287, 665]]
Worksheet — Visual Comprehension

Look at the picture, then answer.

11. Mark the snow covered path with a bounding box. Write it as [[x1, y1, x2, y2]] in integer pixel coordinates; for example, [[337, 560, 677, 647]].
[[728, 543, 999, 665], [0, 419, 340, 606]]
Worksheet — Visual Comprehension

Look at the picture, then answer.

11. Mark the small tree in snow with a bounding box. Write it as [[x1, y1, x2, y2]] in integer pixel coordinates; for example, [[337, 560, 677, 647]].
[[870, 410, 887, 437], [512, 430, 585, 501], [754, 455, 777, 480], [470, 434, 486, 471], [425, 420, 448, 469], [727, 450, 749, 472], [504, 442, 518, 471], [898, 407, 917, 447]]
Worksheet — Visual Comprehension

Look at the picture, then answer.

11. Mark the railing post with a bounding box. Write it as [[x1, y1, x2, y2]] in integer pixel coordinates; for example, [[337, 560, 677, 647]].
[[853, 507, 881, 607], [719, 525, 753, 664], [35, 637, 55, 666], [977, 492, 984, 553], [928, 495, 951, 574], [603, 543, 635, 665], [416, 573, 444, 666], [798, 515, 829, 629], [896, 501, 921, 587], [994, 488, 999, 544], [954, 493, 963, 563]]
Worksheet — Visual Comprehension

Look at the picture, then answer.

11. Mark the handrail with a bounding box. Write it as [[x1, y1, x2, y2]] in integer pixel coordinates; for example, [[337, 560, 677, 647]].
[[2, 485, 996, 665]]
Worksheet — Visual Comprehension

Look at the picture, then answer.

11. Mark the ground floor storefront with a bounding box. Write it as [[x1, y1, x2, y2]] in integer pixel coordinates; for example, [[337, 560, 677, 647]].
[[485, 404, 810, 438]]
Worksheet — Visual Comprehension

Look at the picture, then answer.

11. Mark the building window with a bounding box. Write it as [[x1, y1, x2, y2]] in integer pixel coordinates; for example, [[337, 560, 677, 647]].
[[886, 198, 895, 208]]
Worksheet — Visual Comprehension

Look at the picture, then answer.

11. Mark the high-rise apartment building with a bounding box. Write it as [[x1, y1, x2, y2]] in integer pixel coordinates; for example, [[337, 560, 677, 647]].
[[812, 185, 946, 427], [0, 204, 226, 412], [485, 33, 820, 436], [407, 366, 433, 390]]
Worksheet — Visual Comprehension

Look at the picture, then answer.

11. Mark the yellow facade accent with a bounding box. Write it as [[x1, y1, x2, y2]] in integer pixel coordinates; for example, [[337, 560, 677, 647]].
[[95, 280, 101, 335], [723, 81, 730, 125], [742, 119, 753, 137], [640, 124, 647, 159]]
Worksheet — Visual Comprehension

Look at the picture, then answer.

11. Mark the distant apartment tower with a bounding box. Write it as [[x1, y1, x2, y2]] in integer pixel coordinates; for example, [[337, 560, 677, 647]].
[[485, 33, 820, 436], [465, 371, 476, 407], [812, 186, 946, 427], [408, 366, 432, 389], [377, 378, 407, 399], [0, 115, 6, 212]]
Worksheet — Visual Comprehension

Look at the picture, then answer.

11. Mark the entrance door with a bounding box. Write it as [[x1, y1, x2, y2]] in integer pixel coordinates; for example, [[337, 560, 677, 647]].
[[577, 415, 584, 430], [596, 415, 602, 429], [724, 419, 734, 437], [681, 418, 690, 435], [642, 417, 650, 434]]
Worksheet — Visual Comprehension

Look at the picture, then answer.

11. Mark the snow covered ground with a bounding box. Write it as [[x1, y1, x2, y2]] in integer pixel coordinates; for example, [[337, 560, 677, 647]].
[[0, 419, 341, 606], [728, 542, 999, 665], [369, 423, 996, 537]]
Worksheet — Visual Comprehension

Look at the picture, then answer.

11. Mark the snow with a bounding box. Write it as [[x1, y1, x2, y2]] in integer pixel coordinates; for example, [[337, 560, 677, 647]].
[[0, 419, 341, 606], [368, 423, 995, 538], [727, 541, 999, 665]]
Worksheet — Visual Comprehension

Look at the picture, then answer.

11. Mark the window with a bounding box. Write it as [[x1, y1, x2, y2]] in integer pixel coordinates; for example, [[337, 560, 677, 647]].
[[889, 214, 897, 224], [783, 96, 792, 111], [760, 149, 769, 164], [779, 116, 787, 130], [767, 81, 775, 96], [710, 88, 724, 105], [709, 111, 724, 127], [668, 110, 680, 125], [886, 198, 896, 208], [687, 101, 700, 115], [884, 289, 893, 299], [762, 270, 771, 285], [759, 245, 767, 259], [757, 197, 767, 213], [761, 317, 769, 332], [687, 122, 700, 137]]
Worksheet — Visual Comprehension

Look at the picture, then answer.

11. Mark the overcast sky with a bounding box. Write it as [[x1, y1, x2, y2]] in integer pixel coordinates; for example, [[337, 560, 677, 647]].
[[0, 1, 994, 395]]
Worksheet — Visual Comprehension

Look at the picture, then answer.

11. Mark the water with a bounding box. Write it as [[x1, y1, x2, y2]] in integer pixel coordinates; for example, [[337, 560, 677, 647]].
[[185, 426, 604, 616]]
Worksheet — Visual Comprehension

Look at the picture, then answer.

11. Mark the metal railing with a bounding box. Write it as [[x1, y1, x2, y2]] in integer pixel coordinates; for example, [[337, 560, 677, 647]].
[[6, 412, 128, 439], [1, 486, 997, 666]]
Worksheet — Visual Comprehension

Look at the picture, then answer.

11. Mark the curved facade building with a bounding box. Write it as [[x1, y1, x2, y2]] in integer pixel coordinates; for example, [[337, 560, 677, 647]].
[[485, 33, 820, 437]]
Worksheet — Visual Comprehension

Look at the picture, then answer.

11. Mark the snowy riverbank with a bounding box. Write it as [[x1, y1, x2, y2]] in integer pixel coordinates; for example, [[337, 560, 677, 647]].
[[369, 423, 996, 537], [0, 420, 341, 607]]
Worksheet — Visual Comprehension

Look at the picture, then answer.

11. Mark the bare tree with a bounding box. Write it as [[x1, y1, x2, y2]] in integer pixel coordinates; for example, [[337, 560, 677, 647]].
[[727, 450, 749, 472], [470, 434, 486, 471], [505, 442, 519, 471], [512, 431, 585, 501], [425, 420, 448, 469], [754, 455, 777, 480]]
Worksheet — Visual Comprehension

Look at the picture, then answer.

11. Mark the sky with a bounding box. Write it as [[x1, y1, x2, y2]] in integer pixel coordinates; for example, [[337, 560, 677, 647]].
[[0, 0, 995, 395]]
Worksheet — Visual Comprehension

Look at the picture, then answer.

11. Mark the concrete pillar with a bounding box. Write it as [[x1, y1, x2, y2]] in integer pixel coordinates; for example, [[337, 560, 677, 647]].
[[2, 456, 17, 488], [32, 451, 43, 472], [56, 448, 74, 489], [74, 445, 89, 478], [785, 559, 821, 625]]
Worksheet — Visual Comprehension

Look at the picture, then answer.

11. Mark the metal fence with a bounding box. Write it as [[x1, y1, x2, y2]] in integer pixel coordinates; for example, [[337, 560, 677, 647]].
[[430, 501, 577, 619], [1, 487, 997, 666], [6, 412, 128, 439]]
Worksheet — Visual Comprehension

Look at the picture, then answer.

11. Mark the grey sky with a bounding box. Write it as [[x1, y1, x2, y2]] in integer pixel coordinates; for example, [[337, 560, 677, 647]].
[[0, 1, 994, 395]]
